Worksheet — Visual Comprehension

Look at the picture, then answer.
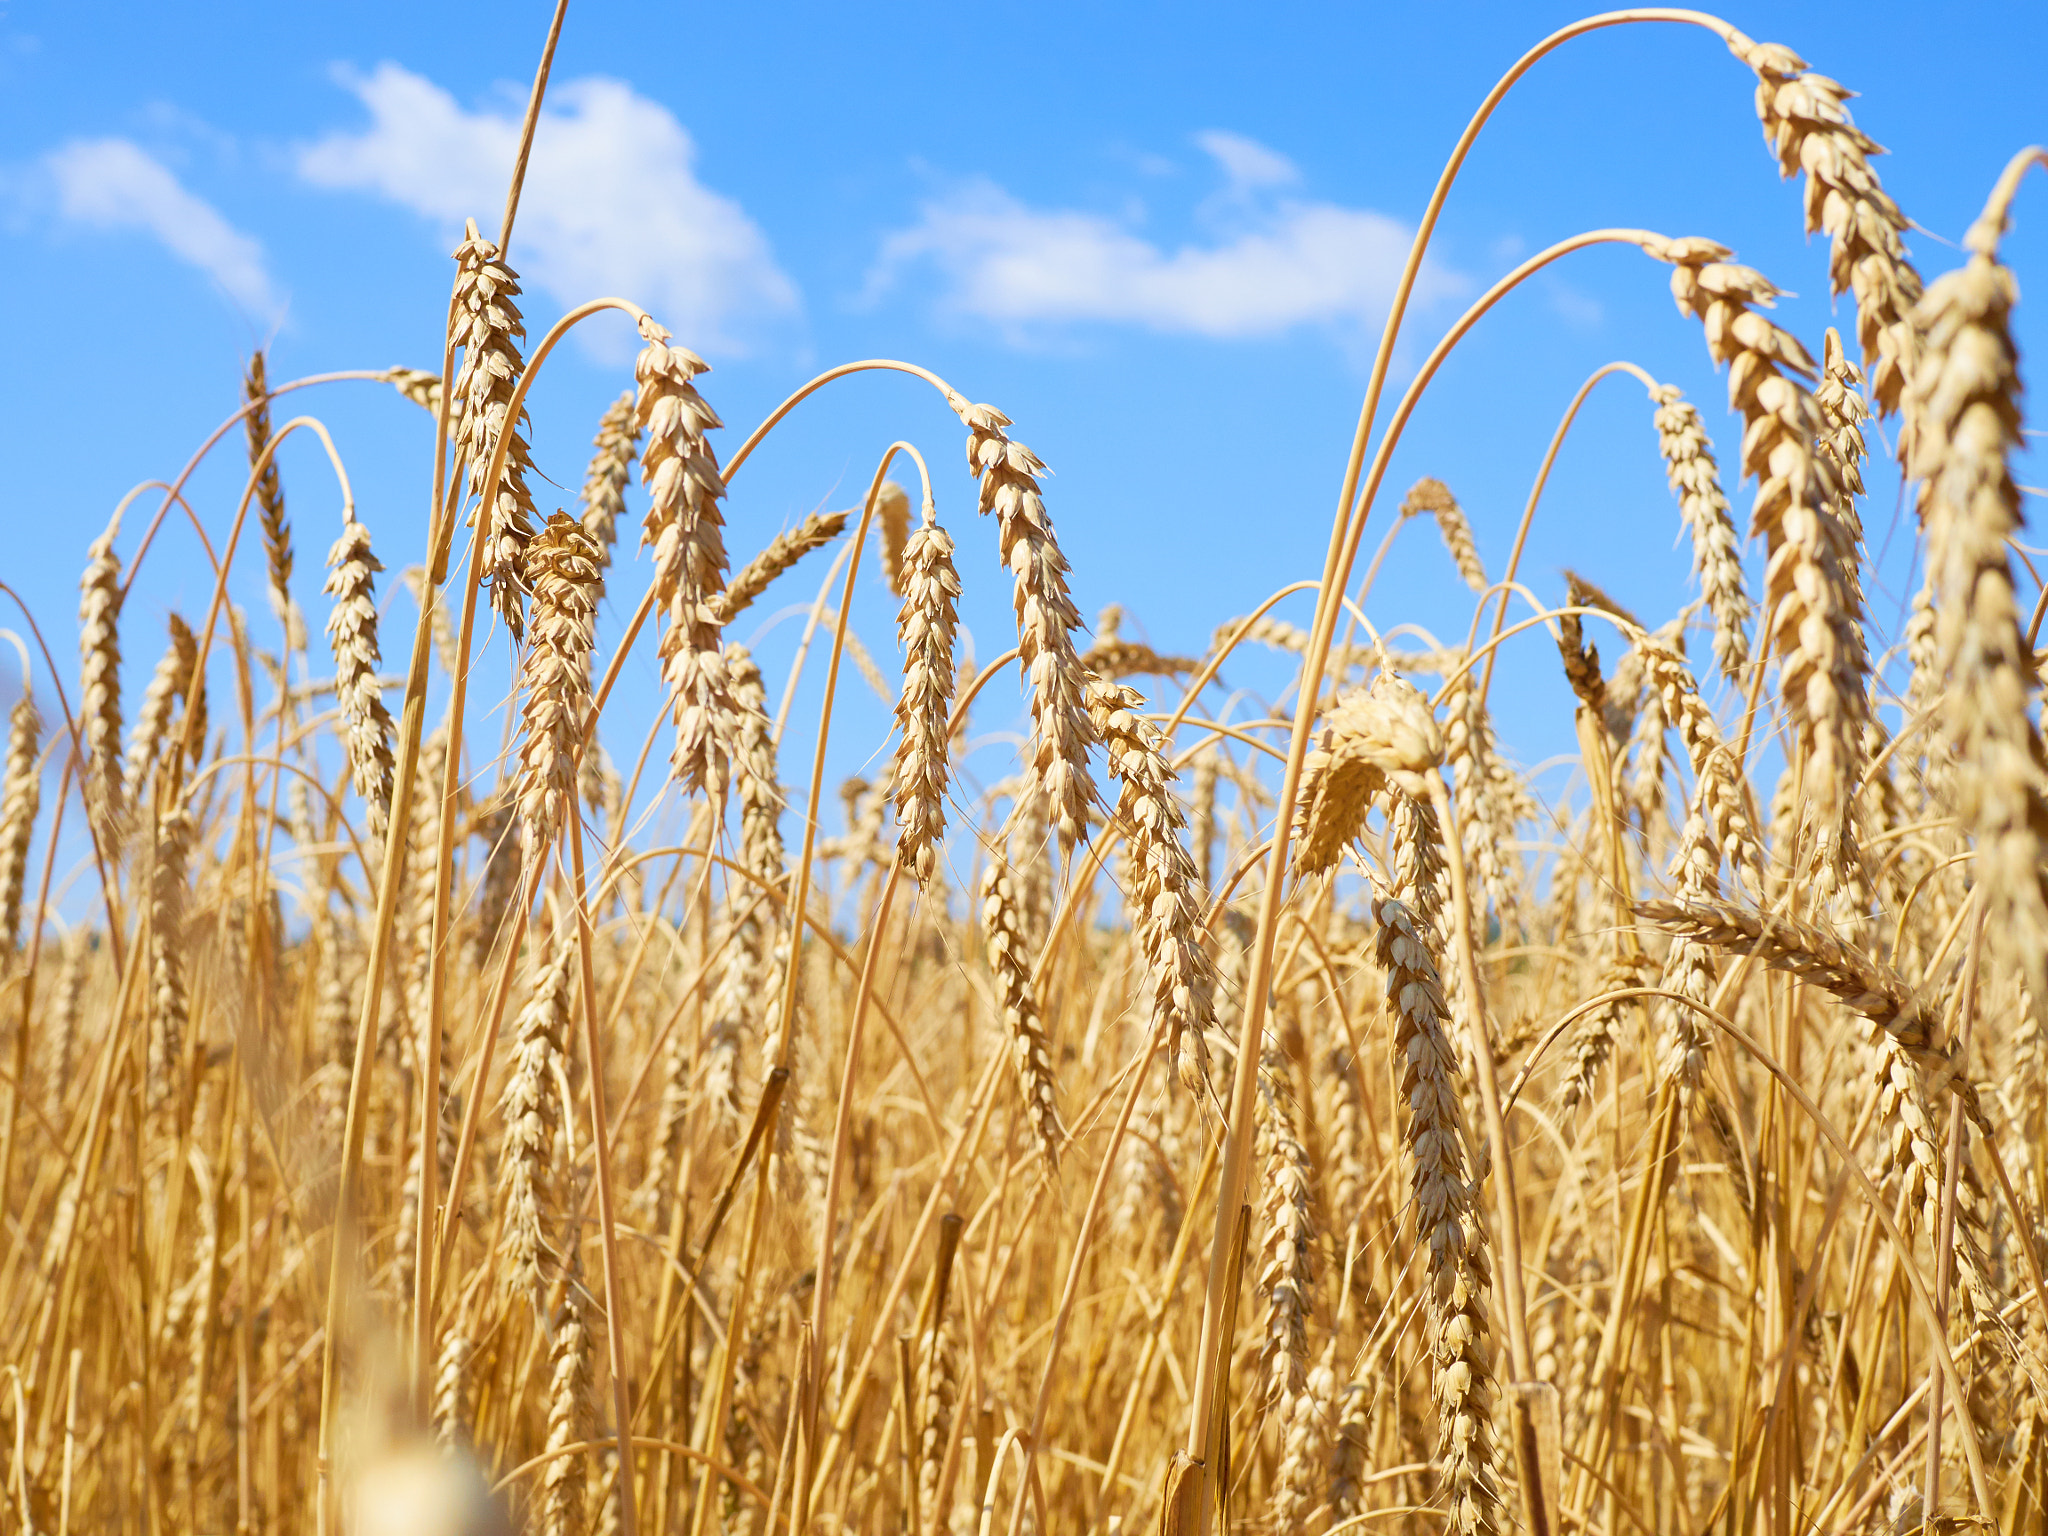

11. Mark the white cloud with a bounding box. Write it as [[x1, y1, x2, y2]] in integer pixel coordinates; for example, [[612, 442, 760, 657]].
[[45, 138, 281, 320], [297, 64, 797, 354], [872, 132, 1461, 343]]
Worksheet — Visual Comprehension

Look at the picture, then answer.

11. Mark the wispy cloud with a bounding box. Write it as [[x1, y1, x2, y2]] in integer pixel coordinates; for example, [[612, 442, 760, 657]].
[[45, 138, 281, 320], [297, 64, 798, 354], [871, 132, 1462, 343]]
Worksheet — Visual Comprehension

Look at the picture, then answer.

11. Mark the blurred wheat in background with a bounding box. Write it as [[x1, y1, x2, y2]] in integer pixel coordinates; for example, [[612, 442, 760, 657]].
[[2, 6, 2047, 1535]]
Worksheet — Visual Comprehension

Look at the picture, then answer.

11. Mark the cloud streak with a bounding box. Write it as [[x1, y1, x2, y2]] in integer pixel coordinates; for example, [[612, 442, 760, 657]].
[[872, 133, 1461, 343], [298, 64, 798, 354], [45, 138, 282, 320]]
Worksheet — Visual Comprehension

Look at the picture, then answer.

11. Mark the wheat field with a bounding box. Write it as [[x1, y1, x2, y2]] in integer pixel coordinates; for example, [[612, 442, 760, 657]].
[[1, 7, 2046, 1535]]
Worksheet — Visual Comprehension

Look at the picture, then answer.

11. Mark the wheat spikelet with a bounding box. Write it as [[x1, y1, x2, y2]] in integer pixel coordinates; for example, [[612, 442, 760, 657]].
[[500, 916, 575, 1315], [1294, 670, 1442, 878], [1649, 235, 1869, 846], [580, 390, 641, 572], [714, 509, 848, 626], [322, 518, 396, 853], [978, 858, 1061, 1166], [147, 802, 194, 1116], [515, 513, 603, 867], [450, 223, 537, 643], [0, 694, 41, 951], [542, 1273, 593, 1536], [956, 399, 1096, 853], [122, 614, 199, 807], [77, 519, 125, 841], [242, 351, 305, 652], [1730, 34, 1923, 411], [634, 315, 738, 802], [1253, 1058, 1316, 1403], [1649, 383, 1750, 683], [1402, 476, 1486, 592], [1900, 209, 2048, 1023], [1372, 894, 1502, 1536], [890, 522, 959, 885], [471, 796, 520, 972], [874, 478, 913, 598]]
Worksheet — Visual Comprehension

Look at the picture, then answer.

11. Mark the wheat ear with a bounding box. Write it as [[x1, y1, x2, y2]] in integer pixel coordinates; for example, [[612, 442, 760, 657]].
[[1900, 191, 2048, 1023], [875, 478, 913, 598], [1373, 895, 1502, 1536], [451, 222, 538, 643], [243, 351, 304, 651], [322, 517, 397, 853], [581, 390, 641, 572], [122, 613, 199, 807], [431, 1330, 473, 1450], [1648, 235, 1869, 847], [542, 1268, 593, 1536], [1648, 383, 1750, 682], [500, 915, 576, 1315], [515, 512, 603, 869], [1402, 476, 1486, 592], [1082, 605, 1200, 680], [979, 857, 1062, 1166], [956, 399, 1097, 853], [1730, 34, 1923, 411], [77, 519, 125, 842], [1253, 1057, 1316, 1404], [0, 694, 40, 951], [146, 801, 194, 1116], [635, 314, 738, 802], [1087, 677, 1220, 1099], [891, 519, 960, 885], [1294, 670, 1443, 878], [715, 509, 849, 626]]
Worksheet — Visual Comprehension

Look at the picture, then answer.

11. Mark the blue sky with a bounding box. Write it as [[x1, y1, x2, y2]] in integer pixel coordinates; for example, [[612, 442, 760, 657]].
[[1, 0, 2043, 877]]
